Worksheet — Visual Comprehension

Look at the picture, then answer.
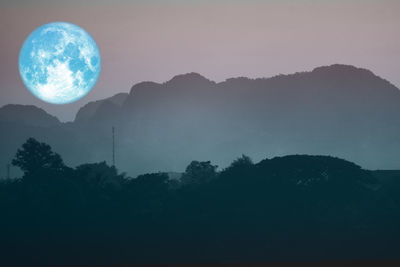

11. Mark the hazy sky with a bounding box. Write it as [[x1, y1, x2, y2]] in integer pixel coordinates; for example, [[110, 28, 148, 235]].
[[0, 0, 399, 121]]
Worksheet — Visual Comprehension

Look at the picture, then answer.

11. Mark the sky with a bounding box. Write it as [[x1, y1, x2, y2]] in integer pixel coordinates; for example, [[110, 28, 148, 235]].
[[0, 0, 399, 121]]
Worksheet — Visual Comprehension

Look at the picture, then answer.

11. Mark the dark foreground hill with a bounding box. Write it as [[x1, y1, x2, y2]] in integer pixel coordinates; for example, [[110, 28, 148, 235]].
[[2, 64, 400, 176], [0, 138, 399, 265]]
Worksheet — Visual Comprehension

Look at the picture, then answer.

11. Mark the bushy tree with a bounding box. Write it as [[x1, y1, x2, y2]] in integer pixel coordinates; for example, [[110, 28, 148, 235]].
[[12, 137, 65, 176], [75, 161, 125, 192], [224, 154, 253, 172], [181, 160, 218, 185]]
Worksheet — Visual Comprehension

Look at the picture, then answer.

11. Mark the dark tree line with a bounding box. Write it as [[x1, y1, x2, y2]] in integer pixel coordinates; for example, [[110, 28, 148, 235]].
[[0, 138, 400, 265]]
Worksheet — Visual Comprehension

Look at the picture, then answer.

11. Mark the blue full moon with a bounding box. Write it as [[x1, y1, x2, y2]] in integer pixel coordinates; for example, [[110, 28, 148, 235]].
[[19, 22, 101, 104]]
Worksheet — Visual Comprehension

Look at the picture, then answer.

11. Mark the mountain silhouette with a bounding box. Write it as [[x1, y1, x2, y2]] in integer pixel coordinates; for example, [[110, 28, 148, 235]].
[[2, 64, 400, 176], [74, 93, 128, 123], [0, 104, 60, 127]]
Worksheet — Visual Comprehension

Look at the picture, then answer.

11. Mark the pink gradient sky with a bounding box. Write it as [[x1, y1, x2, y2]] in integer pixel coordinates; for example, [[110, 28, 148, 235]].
[[0, 0, 399, 121]]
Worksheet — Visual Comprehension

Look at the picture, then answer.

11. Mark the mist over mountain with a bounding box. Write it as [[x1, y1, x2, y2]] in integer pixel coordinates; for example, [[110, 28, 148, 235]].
[[74, 93, 128, 124], [1, 64, 400, 177]]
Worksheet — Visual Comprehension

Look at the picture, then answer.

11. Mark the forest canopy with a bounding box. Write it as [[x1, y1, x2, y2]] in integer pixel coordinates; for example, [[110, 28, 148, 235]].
[[0, 138, 399, 265]]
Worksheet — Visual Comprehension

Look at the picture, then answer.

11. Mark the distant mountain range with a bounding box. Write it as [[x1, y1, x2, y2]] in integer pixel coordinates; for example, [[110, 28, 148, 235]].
[[2, 64, 400, 177]]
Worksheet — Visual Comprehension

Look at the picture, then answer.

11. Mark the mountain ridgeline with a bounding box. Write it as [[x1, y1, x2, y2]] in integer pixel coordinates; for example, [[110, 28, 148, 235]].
[[1, 64, 400, 176]]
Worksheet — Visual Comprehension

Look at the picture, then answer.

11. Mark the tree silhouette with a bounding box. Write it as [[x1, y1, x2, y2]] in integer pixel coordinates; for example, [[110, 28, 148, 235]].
[[224, 154, 253, 172], [181, 160, 218, 185], [2, 142, 399, 265], [12, 137, 65, 176]]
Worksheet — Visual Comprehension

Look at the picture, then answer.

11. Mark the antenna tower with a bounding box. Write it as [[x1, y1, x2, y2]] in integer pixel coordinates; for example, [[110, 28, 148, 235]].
[[112, 126, 115, 167], [7, 164, 10, 179]]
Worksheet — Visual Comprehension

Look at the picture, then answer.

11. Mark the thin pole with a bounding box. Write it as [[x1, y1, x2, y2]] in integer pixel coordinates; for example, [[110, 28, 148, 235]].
[[7, 164, 10, 179], [112, 126, 115, 167]]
